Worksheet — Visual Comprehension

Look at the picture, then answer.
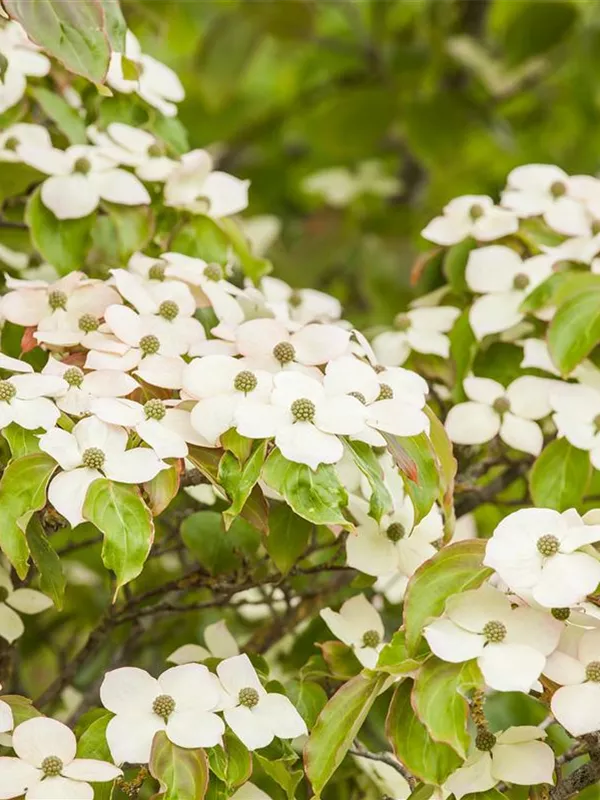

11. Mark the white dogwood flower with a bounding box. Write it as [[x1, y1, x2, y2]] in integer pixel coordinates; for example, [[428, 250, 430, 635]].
[[87, 123, 176, 181], [217, 654, 307, 750], [164, 149, 249, 217], [42, 358, 138, 417], [235, 370, 365, 470], [18, 144, 151, 220], [183, 355, 273, 446], [321, 594, 385, 668], [0, 23, 50, 114], [0, 717, 121, 799], [106, 31, 184, 117], [546, 628, 600, 735], [550, 383, 600, 469], [445, 375, 553, 456], [0, 372, 66, 431], [444, 726, 554, 800], [0, 565, 52, 644], [424, 584, 561, 691], [421, 195, 518, 245], [372, 306, 460, 365], [168, 620, 240, 664], [0, 684, 12, 735], [101, 664, 225, 764], [302, 161, 401, 207], [465, 246, 554, 339], [39, 415, 167, 527], [0, 123, 52, 163], [484, 508, 600, 607], [255, 276, 342, 327]]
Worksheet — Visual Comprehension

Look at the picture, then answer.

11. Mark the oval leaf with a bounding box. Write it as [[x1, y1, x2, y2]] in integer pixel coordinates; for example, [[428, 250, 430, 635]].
[[530, 438, 591, 511], [547, 288, 600, 374], [150, 731, 209, 800]]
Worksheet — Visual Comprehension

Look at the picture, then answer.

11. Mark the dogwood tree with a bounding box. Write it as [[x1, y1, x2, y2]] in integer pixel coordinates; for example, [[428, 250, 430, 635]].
[[1, 5, 600, 800]]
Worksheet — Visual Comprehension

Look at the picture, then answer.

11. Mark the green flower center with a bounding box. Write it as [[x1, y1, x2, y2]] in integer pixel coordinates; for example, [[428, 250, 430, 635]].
[[362, 629, 381, 648], [63, 367, 84, 388], [152, 694, 175, 719], [386, 522, 405, 542], [551, 607, 570, 621], [550, 180, 567, 198], [82, 447, 105, 470], [349, 391, 366, 405], [147, 143, 163, 158], [0, 587, 9, 603], [144, 398, 166, 420], [273, 341, 296, 365], [469, 203, 485, 221], [203, 264, 223, 282], [0, 380, 16, 403], [74, 157, 91, 174], [234, 370, 258, 393], [148, 262, 166, 281], [394, 313, 411, 332], [78, 313, 100, 333], [289, 290, 302, 308], [140, 334, 160, 355], [537, 534, 560, 557], [4, 136, 19, 151], [238, 687, 260, 708], [593, 413, 600, 434], [586, 661, 600, 682], [475, 730, 496, 752], [48, 290, 67, 311], [492, 396, 510, 414], [158, 300, 179, 321], [592, 220, 600, 237], [513, 273, 530, 291], [291, 397, 315, 422], [41, 755, 63, 777], [377, 383, 393, 401], [482, 620, 507, 643]]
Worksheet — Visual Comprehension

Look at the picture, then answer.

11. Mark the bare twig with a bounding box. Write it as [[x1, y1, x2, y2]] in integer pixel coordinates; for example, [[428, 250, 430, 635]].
[[350, 741, 417, 789]]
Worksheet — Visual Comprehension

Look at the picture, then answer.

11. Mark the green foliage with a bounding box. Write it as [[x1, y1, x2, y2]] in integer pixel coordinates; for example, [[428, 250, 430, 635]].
[[548, 288, 600, 374], [150, 731, 209, 799], [530, 439, 591, 511]]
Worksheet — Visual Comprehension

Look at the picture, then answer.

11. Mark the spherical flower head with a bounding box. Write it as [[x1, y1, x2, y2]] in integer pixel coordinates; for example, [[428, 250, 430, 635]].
[[144, 398, 166, 421], [551, 607, 570, 621], [203, 263, 223, 282], [234, 370, 258, 394], [147, 143, 163, 158], [492, 396, 510, 414], [4, 136, 19, 152], [513, 273, 530, 290], [63, 367, 84, 388], [594, 413, 600, 434], [74, 156, 91, 174], [82, 447, 105, 470], [393, 313, 411, 332], [152, 693, 176, 720], [537, 534, 560, 557], [475, 729, 497, 751], [469, 203, 485, 220], [148, 262, 166, 281], [349, 391, 366, 404], [41, 755, 63, 777], [586, 661, 600, 682], [291, 397, 316, 422], [273, 341, 296, 365], [482, 620, 507, 643], [550, 180, 567, 198], [159, 300, 179, 320], [0, 380, 16, 403], [362, 629, 381, 648], [79, 313, 100, 332], [377, 383, 393, 400], [48, 289, 67, 311], [140, 334, 160, 355], [386, 522, 405, 542], [239, 687, 260, 708]]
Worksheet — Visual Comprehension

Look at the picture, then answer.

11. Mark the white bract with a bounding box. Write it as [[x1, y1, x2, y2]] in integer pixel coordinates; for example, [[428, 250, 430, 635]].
[[0, 372, 66, 431], [484, 508, 600, 607], [0, 717, 121, 800], [545, 628, 600, 735], [217, 654, 307, 750], [372, 306, 460, 365], [302, 161, 401, 207], [321, 594, 385, 668], [0, 23, 50, 115], [42, 358, 138, 418], [164, 149, 249, 217], [39, 415, 167, 526], [550, 383, 600, 469], [100, 664, 225, 764], [87, 123, 176, 181], [0, 684, 12, 736], [444, 726, 554, 800], [445, 375, 553, 456], [0, 566, 52, 644], [168, 620, 240, 664], [254, 276, 342, 327], [465, 246, 554, 339], [0, 123, 51, 163], [421, 195, 518, 245], [424, 584, 561, 691]]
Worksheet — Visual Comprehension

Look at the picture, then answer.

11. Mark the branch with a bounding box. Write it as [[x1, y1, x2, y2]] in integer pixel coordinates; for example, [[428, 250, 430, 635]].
[[551, 734, 600, 800], [455, 461, 529, 518], [350, 741, 417, 789]]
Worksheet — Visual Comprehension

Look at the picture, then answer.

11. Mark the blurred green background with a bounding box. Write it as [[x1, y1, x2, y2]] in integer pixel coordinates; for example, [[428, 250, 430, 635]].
[[126, 0, 600, 326]]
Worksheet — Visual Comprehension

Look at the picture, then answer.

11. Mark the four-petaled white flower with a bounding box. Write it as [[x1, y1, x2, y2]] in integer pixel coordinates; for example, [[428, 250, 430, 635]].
[[168, 620, 240, 665], [321, 594, 385, 668], [0, 717, 121, 799], [0, 372, 67, 431], [87, 123, 176, 182], [484, 508, 600, 607], [39, 415, 167, 527], [255, 276, 341, 327], [217, 654, 307, 750], [444, 725, 554, 800], [0, 123, 52, 164], [424, 584, 561, 691], [42, 358, 138, 418], [550, 383, 600, 469], [465, 246, 554, 339], [302, 161, 401, 208], [164, 149, 249, 217], [445, 375, 553, 456], [372, 306, 460, 365], [421, 195, 518, 245], [0, 22, 50, 115], [100, 664, 226, 764], [0, 566, 53, 644]]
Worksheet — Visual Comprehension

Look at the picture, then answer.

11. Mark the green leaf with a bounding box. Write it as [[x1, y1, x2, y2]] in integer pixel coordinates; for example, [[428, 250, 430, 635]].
[[403, 540, 492, 655], [143, 465, 180, 516], [384, 432, 438, 523], [26, 188, 94, 275], [83, 479, 154, 594], [100, 0, 127, 51], [1, 695, 42, 725], [450, 310, 477, 400], [262, 449, 349, 527], [76, 711, 113, 760], [0, 162, 43, 203], [344, 438, 393, 522], [376, 630, 429, 676], [98, 202, 155, 263], [519, 271, 600, 314], [0, 452, 57, 578], [170, 215, 231, 263], [181, 511, 260, 575], [218, 217, 271, 283], [547, 288, 600, 375], [443, 238, 476, 293], [4, 0, 111, 83], [218, 441, 267, 529], [29, 87, 87, 144], [530, 438, 591, 511], [412, 657, 483, 757], [208, 731, 252, 790], [150, 731, 209, 800], [286, 681, 328, 729], [500, 1, 578, 65], [255, 752, 303, 800], [304, 672, 387, 797], [26, 516, 66, 610], [319, 641, 362, 679], [386, 679, 461, 785], [2, 423, 41, 458], [264, 503, 311, 574]]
